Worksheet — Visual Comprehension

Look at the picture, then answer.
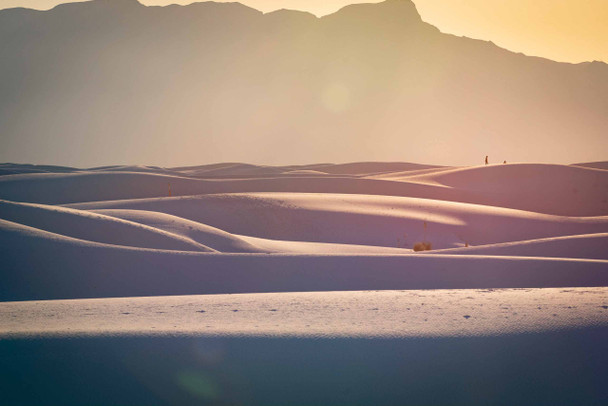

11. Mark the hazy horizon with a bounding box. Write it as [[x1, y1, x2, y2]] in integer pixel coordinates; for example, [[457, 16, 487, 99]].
[[1, 0, 606, 64]]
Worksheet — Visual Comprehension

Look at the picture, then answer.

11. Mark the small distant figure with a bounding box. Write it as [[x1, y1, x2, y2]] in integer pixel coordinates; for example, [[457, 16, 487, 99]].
[[485, 156, 488, 165], [503, 160, 507, 164], [168, 182, 172, 197]]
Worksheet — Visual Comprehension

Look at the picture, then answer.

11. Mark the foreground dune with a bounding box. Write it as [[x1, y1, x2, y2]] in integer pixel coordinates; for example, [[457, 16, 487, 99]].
[[2, 228, 607, 301], [2, 288, 606, 339], [1, 161, 607, 405], [1, 289, 607, 405]]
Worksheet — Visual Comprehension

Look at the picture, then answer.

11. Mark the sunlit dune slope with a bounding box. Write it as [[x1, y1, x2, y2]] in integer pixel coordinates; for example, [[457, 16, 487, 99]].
[[573, 161, 608, 170], [70, 193, 607, 250], [2, 288, 607, 339], [431, 232, 608, 260], [0, 162, 606, 216], [91, 209, 262, 253], [402, 163, 608, 216], [0, 200, 215, 252], [92, 209, 408, 254]]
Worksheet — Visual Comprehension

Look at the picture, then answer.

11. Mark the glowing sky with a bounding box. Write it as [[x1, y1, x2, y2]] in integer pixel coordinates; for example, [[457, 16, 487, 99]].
[[1, 0, 606, 63]]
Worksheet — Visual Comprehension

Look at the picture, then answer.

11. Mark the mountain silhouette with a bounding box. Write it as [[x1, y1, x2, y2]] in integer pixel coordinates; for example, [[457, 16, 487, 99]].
[[0, 0, 606, 166]]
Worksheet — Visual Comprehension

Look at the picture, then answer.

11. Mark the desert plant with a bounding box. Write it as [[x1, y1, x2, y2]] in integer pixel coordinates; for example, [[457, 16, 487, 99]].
[[413, 241, 432, 252]]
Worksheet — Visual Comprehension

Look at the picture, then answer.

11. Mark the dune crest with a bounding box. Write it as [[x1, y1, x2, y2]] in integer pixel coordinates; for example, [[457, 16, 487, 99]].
[[0, 161, 606, 301]]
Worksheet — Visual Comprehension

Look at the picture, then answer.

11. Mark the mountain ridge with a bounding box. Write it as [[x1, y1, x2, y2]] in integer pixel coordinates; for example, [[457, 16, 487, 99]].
[[2, 0, 605, 69], [0, 0, 606, 166], [1, 0, 607, 67]]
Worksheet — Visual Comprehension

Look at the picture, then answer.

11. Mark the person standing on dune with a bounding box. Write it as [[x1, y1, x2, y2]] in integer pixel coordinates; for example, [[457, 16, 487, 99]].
[[485, 156, 488, 165]]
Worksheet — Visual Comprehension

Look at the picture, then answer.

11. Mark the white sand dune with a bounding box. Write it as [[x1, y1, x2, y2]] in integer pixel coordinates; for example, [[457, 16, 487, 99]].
[[401, 163, 608, 216], [2, 293, 607, 406], [312, 161, 445, 176], [2, 288, 606, 339], [367, 166, 459, 179], [431, 232, 608, 260], [0, 200, 215, 252], [1, 162, 605, 216], [1, 160, 607, 405], [235, 234, 412, 254], [92, 208, 408, 254], [281, 169, 329, 176], [573, 161, 608, 170], [2, 219, 607, 300], [70, 193, 608, 250], [91, 209, 263, 253], [0, 161, 606, 302], [88, 164, 184, 176]]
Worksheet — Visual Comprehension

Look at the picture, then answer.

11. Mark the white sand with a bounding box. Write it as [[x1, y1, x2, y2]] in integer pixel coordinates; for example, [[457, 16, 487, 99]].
[[1, 288, 607, 339], [1, 161, 607, 301], [1, 162, 606, 216], [1, 160, 607, 405]]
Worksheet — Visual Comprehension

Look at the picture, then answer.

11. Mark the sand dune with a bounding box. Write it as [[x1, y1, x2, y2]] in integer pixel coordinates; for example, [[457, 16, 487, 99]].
[[431, 232, 608, 260], [1, 160, 607, 405], [2, 288, 607, 339], [70, 193, 607, 250], [403, 163, 608, 216], [93, 208, 409, 254], [1, 162, 606, 216], [92, 209, 262, 253], [1, 0, 606, 401], [573, 161, 608, 170], [0, 200, 215, 252], [1, 161, 606, 302], [2, 220, 607, 301]]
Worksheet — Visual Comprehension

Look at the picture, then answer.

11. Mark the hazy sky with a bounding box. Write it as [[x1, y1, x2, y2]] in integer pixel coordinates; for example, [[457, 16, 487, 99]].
[[1, 0, 606, 63]]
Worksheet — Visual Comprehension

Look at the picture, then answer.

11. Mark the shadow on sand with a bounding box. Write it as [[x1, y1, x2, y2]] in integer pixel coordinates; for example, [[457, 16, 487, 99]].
[[1, 327, 607, 405]]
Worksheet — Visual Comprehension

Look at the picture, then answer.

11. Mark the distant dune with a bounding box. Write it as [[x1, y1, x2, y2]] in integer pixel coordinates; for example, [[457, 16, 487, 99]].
[[574, 161, 608, 170], [1, 162, 606, 216]]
